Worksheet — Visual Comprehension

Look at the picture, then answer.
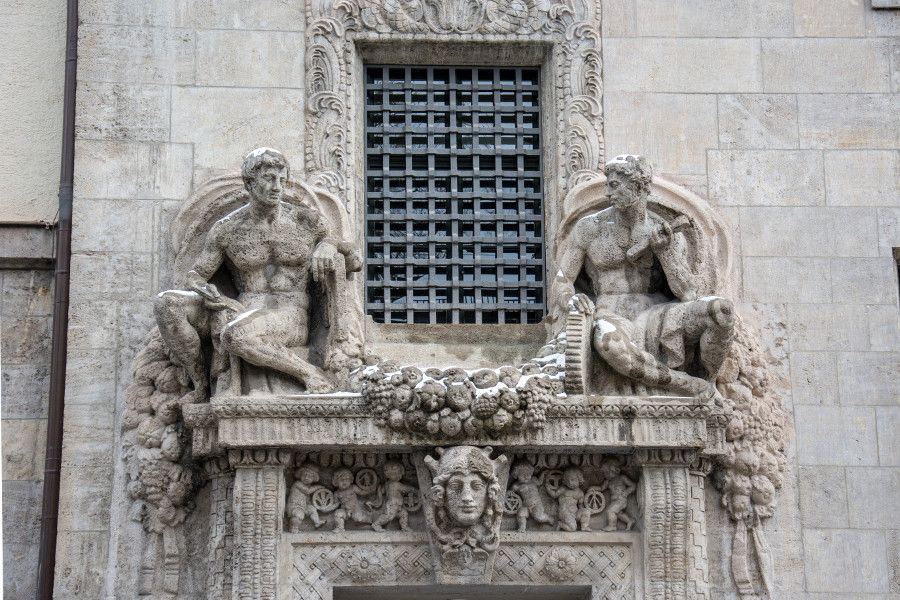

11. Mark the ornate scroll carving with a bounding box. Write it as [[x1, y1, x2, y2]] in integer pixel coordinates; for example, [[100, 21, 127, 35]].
[[203, 457, 234, 600], [303, 0, 603, 204]]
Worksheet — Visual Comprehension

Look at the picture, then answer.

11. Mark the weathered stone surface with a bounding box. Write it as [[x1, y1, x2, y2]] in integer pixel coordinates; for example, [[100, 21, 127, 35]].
[[1, 270, 53, 316], [762, 39, 892, 93], [68, 253, 154, 305], [180, 0, 305, 29], [1, 315, 51, 364], [837, 352, 900, 406], [743, 257, 831, 303], [797, 466, 848, 528], [795, 405, 879, 466], [72, 200, 156, 253], [869, 305, 900, 352], [830, 257, 897, 305], [78, 24, 195, 85], [709, 150, 825, 206], [876, 407, 900, 466], [196, 31, 305, 88], [57, 464, 112, 532], [798, 94, 900, 149], [824, 150, 899, 207], [0, 364, 50, 419], [739, 207, 878, 257], [60, 404, 115, 469], [717, 94, 798, 149], [786, 303, 871, 352], [632, 0, 792, 37], [803, 529, 890, 593], [75, 82, 169, 142], [790, 352, 839, 406], [793, 0, 866, 36], [64, 348, 118, 406], [1, 418, 47, 480], [52, 531, 109, 599], [73, 140, 193, 200], [171, 88, 305, 170], [2, 480, 43, 545], [878, 207, 900, 257], [845, 467, 900, 529], [603, 39, 761, 93], [604, 93, 717, 174]]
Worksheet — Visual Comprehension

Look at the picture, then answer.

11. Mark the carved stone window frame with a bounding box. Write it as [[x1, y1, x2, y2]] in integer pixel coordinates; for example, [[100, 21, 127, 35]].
[[303, 0, 603, 348]]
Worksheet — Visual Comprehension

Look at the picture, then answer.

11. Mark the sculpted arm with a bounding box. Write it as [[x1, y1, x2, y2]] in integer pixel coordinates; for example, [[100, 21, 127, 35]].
[[554, 221, 594, 315], [186, 222, 226, 298], [653, 226, 698, 301]]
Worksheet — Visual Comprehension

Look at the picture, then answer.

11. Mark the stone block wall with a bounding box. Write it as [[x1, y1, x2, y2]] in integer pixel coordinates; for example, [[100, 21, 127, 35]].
[[602, 0, 899, 596], [1, 267, 53, 599], [29, 0, 899, 598]]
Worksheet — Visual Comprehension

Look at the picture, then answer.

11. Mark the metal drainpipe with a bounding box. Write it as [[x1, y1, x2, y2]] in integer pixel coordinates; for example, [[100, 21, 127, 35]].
[[36, 0, 78, 595]]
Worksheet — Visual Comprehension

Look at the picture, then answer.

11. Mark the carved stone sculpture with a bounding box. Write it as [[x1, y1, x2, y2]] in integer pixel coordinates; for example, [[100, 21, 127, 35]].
[[555, 154, 736, 399], [155, 148, 363, 398], [286, 463, 327, 531], [417, 446, 510, 583]]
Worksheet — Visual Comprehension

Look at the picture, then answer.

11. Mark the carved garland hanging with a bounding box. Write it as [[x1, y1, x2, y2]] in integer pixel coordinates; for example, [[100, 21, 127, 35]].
[[303, 0, 604, 204]]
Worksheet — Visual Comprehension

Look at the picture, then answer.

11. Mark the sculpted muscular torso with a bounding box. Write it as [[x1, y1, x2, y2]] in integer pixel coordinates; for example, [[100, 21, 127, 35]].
[[155, 148, 358, 398], [556, 155, 734, 398]]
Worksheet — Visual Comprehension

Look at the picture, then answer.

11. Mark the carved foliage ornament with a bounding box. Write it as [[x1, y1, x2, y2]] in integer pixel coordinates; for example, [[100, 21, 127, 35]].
[[304, 0, 603, 201]]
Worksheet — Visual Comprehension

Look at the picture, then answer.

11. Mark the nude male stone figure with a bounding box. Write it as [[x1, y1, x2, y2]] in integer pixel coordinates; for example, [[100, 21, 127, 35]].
[[155, 148, 361, 398], [557, 154, 735, 398]]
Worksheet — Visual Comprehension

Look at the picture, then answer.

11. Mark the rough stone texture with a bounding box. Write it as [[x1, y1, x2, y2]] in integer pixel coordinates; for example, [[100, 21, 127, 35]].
[[0, 0, 65, 223], [1, 263, 53, 599], [33, 0, 900, 597]]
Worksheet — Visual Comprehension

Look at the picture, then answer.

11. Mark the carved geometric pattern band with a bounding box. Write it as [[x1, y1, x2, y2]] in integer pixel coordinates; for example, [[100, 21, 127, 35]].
[[364, 65, 546, 324]]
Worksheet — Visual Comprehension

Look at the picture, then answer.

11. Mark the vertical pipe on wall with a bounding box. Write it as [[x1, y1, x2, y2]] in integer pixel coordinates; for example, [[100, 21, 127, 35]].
[[36, 0, 78, 594]]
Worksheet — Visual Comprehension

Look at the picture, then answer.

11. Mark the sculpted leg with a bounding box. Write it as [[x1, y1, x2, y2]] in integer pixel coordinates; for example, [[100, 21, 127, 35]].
[[679, 297, 736, 379], [220, 310, 333, 393], [154, 291, 210, 401], [592, 319, 711, 397]]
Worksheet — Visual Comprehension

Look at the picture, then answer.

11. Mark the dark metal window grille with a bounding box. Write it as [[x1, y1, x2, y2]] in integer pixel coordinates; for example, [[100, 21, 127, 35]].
[[364, 65, 545, 325]]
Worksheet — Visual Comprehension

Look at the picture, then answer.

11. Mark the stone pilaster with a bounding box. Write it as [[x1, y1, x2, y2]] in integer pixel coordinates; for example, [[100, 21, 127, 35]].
[[228, 449, 291, 600], [204, 457, 234, 600], [687, 457, 714, 600], [633, 449, 700, 600]]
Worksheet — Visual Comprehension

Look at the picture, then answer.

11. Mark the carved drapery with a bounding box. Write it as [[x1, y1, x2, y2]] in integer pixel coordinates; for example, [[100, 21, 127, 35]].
[[303, 0, 604, 209]]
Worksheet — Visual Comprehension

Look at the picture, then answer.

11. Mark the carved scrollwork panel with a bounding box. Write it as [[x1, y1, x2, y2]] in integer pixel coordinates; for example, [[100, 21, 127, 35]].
[[303, 0, 604, 212]]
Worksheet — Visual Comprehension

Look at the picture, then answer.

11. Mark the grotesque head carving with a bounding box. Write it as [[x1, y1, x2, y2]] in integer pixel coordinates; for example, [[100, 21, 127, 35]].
[[604, 154, 652, 211], [425, 446, 504, 531]]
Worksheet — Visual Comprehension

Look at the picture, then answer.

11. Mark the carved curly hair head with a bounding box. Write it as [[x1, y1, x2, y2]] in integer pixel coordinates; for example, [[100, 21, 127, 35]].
[[241, 147, 290, 186], [604, 154, 653, 194]]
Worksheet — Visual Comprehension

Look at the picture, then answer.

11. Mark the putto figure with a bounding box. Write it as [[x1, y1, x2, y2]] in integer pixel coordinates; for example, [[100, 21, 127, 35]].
[[508, 461, 553, 532], [286, 463, 327, 532], [154, 148, 362, 398], [556, 154, 735, 398], [371, 461, 417, 532], [547, 467, 592, 532]]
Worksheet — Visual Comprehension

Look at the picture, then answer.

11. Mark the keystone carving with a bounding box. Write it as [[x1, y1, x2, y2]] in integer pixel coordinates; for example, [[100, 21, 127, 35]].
[[417, 446, 510, 583]]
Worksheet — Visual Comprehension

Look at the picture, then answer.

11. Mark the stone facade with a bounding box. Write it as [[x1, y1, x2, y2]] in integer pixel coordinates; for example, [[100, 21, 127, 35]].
[[0, 0, 897, 599]]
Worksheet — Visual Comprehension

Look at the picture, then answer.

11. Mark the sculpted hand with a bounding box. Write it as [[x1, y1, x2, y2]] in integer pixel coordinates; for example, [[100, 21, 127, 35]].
[[649, 220, 673, 250], [568, 293, 595, 315], [312, 242, 338, 282]]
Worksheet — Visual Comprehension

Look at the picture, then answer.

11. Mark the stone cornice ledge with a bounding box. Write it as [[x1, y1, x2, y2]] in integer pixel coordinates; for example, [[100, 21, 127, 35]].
[[184, 394, 726, 455]]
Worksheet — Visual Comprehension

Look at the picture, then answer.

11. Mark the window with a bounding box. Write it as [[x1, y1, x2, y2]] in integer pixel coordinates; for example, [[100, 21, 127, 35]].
[[364, 65, 545, 324]]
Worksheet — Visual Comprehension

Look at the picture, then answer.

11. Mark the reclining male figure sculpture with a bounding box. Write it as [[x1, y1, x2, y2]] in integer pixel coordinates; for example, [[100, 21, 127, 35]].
[[556, 154, 735, 399], [155, 148, 361, 399]]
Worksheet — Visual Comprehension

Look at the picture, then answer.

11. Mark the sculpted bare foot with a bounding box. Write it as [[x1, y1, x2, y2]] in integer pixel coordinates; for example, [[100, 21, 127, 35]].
[[305, 376, 335, 394]]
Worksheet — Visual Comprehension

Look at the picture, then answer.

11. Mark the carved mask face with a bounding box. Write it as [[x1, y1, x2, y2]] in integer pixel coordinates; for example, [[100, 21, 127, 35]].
[[445, 472, 488, 526], [606, 170, 641, 210], [248, 165, 286, 209]]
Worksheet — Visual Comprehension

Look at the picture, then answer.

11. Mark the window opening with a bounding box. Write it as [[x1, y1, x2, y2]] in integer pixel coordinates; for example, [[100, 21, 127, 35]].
[[364, 65, 545, 324]]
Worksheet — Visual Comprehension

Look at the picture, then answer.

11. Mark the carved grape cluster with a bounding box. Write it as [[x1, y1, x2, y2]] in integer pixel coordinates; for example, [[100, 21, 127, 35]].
[[714, 318, 787, 524], [360, 360, 563, 439]]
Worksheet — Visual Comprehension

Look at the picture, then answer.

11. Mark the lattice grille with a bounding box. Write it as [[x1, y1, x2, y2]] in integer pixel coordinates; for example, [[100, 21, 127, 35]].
[[364, 65, 546, 325]]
